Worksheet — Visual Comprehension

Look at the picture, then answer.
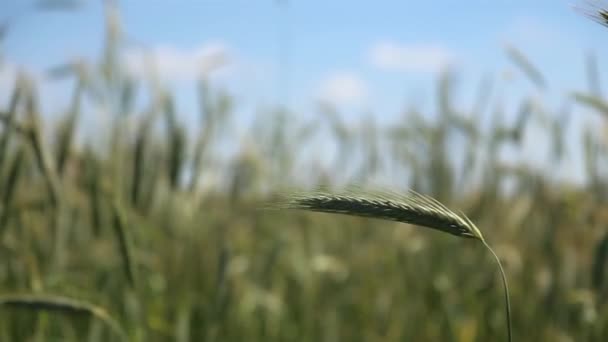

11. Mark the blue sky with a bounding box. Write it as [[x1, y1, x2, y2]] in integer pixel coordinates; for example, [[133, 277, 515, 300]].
[[1, 0, 608, 182], [3, 0, 607, 108]]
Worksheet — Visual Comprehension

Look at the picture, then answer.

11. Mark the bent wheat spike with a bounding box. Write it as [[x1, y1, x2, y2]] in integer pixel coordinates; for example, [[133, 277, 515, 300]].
[[0, 294, 127, 341], [279, 189, 484, 239], [574, 1, 608, 28], [275, 188, 512, 342]]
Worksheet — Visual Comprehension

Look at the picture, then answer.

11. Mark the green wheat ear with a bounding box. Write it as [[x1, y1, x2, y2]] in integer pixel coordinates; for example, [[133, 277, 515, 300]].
[[574, 1, 608, 28], [274, 188, 512, 342], [0, 294, 127, 341]]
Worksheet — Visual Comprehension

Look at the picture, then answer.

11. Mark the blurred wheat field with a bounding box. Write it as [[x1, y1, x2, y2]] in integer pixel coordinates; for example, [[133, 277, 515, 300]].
[[1, 2, 608, 342]]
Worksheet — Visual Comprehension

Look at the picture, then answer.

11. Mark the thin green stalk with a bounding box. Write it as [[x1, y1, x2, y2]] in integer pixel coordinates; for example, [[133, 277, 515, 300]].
[[483, 240, 512, 342], [111, 201, 137, 289]]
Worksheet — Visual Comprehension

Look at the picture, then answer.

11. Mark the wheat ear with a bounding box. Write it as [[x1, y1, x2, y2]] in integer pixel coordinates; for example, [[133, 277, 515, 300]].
[[274, 188, 512, 342], [0, 294, 127, 341], [573, 1, 608, 28]]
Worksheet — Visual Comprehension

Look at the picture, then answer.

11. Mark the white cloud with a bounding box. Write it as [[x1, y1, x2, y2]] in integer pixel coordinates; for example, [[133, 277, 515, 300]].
[[317, 71, 368, 106], [123, 41, 233, 81], [369, 41, 456, 73]]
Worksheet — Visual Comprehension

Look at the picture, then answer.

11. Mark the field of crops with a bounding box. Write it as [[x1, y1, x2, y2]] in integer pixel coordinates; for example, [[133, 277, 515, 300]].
[[1, 3, 608, 341]]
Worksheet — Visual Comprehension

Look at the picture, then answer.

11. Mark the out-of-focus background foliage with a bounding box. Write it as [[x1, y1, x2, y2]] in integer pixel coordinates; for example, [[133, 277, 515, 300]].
[[1, 0, 608, 341]]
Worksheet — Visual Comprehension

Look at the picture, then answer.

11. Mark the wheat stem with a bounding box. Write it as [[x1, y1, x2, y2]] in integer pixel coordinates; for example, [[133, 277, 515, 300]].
[[483, 240, 512, 342]]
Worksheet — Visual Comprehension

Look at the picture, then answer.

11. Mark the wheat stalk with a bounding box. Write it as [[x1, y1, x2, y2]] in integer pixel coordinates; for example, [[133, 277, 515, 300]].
[[111, 201, 137, 289], [275, 188, 512, 342]]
